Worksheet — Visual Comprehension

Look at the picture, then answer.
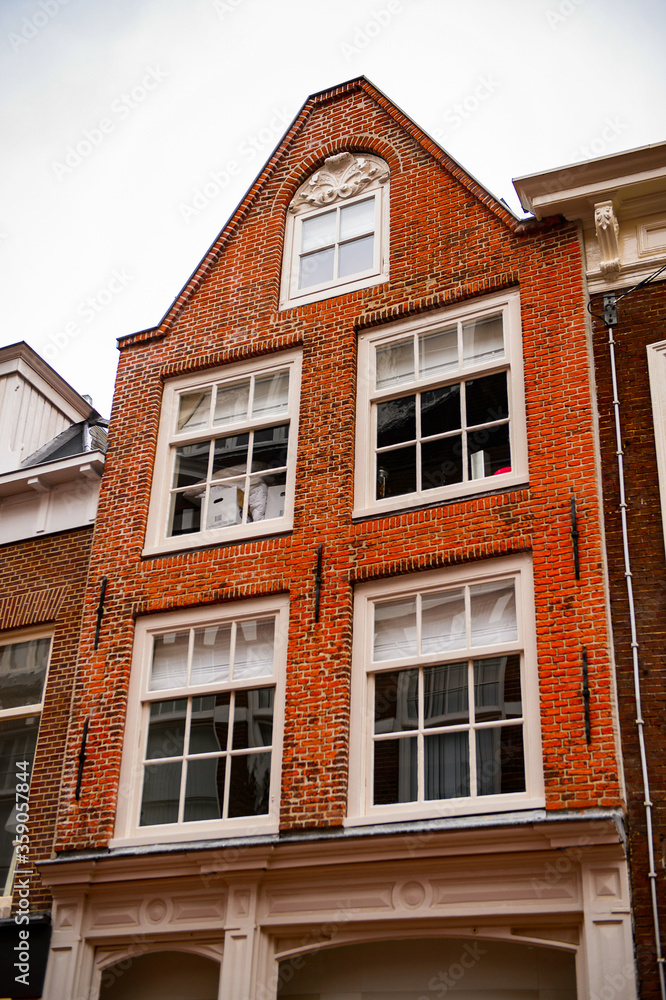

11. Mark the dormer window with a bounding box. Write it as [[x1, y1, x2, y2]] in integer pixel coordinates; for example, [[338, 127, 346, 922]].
[[281, 152, 389, 308]]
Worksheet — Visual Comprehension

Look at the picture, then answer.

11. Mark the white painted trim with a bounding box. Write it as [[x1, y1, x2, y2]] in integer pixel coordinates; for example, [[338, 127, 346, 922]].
[[112, 596, 289, 846], [647, 338, 666, 557], [347, 554, 543, 824], [354, 290, 528, 515], [143, 351, 301, 556]]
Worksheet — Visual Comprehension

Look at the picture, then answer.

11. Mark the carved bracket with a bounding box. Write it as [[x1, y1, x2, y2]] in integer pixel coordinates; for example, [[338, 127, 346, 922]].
[[594, 201, 620, 274], [292, 152, 389, 212]]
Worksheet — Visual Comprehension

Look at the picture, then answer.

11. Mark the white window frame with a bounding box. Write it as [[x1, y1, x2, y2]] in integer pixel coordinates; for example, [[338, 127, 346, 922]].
[[144, 351, 302, 555], [0, 628, 51, 913], [280, 158, 390, 310], [647, 338, 666, 555], [112, 596, 289, 846], [346, 555, 543, 826], [354, 291, 528, 517]]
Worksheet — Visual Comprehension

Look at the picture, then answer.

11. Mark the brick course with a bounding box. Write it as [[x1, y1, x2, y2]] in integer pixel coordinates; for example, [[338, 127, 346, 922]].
[[53, 80, 623, 855], [591, 284, 666, 1000]]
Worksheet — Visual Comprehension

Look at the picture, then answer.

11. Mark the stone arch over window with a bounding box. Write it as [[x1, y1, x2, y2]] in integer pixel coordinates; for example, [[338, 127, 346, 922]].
[[280, 151, 390, 308]]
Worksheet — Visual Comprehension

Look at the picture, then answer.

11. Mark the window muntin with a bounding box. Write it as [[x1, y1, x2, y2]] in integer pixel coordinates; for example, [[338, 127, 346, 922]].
[[114, 599, 287, 844], [355, 294, 527, 515], [347, 558, 542, 823], [0, 634, 50, 900], [281, 152, 389, 309], [145, 354, 301, 554], [296, 195, 379, 293]]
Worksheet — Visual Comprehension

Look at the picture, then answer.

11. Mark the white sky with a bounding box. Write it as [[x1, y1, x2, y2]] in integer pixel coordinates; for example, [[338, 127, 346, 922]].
[[2, 0, 665, 418]]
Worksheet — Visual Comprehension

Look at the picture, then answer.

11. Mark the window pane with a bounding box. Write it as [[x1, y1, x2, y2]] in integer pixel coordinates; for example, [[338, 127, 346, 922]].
[[421, 590, 466, 653], [150, 632, 189, 690], [168, 492, 201, 536], [376, 339, 414, 389], [301, 210, 335, 252], [338, 234, 374, 277], [476, 726, 525, 795], [251, 371, 289, 418], [377, 396, 416, 448], [189, 694, 229, 753], [373, 736, 417, 804], [468, 424, 511, 480], [252, 425, 289, 472], [474, 655, 522, 721], [377, 445, 417, 498], [299, 248, 334, 288], [173, 442, 209, 488], [140, 761, 181, 825], [177, 390, 211, 432], [339, 198, 374, 240], [234, 618, 275, 679], [184, 757, 224, 821], [232, 688, 274, 749], [423, 663, 468, 726], [421, 435, 463, 491], [373, 598, 417, 661], [419, 328, 458, 379], [374, 670, 418, 733], [228, 752, 271, 816], [206, 483, 242, 529], [0, 717, 39, 889], [191, 626, 231, 686], [213, 380, 250, 426], [421, 384, 461, 438], [145, 700, 186, 758], [250, 470, 286, 522], [424, 731, 470, 799], [0, 638, 50, 710], [463, 314, 504, 366], [470, 581, 517, 647], [465, 372, 508, 427], [211, 433, 250, 479]]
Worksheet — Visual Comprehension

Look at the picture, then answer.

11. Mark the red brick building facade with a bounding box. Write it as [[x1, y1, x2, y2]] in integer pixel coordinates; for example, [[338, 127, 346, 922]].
[[517, 148, 666, 1000], [0, 343, 106, 996], [40, 80, 635, 999]]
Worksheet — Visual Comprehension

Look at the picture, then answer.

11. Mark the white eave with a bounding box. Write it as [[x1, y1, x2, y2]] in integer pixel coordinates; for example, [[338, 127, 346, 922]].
[[513, 141, 666, 222], [0, 451, 105, 498]]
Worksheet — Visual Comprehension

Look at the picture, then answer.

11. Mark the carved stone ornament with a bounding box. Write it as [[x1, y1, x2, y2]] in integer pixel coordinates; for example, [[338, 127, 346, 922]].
[[594, 200, 621, 274], [291, 152, 389, 212]]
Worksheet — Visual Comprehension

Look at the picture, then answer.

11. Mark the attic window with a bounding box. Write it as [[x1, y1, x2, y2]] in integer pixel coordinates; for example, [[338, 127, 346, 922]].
[[281, 152, 390, 308]]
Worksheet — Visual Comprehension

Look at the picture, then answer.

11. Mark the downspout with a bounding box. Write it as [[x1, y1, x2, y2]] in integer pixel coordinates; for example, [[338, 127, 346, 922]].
[[603, 291, 666, 1000]]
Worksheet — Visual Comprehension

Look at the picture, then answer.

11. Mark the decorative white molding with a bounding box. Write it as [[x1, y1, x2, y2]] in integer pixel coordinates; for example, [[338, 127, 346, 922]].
[[594, 200, 621, 274], [291, 151, 389, 211]]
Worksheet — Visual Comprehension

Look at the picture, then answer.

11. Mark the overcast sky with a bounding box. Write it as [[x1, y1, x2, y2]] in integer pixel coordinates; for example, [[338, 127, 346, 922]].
[[2, 0, 665, 417]]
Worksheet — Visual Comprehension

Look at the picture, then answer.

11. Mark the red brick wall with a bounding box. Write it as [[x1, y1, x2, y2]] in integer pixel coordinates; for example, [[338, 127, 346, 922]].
[[591, 282, 666, 1000], [0, 526, 93, 911], [53, 80, 622, 851]]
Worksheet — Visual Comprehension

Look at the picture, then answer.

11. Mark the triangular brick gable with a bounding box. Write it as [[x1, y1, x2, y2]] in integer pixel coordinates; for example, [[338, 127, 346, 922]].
[[118, 76, 532, 351]]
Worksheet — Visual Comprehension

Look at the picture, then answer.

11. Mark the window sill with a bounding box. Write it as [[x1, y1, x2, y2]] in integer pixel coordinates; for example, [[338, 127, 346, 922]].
[[280, 272, 389, 311], [142, 517, 293, 557], [352, 474, 530, 521], [110, 817, 279, 849], [344, 794, 546, 829]]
